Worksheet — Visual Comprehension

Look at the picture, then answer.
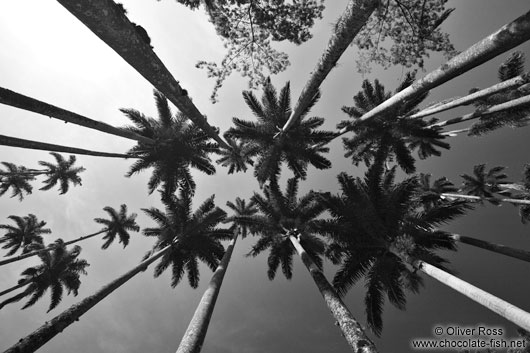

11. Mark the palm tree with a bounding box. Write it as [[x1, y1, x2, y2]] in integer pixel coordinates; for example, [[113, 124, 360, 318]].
[[0, 205, 140, 267], [279, 0, 379, 133], [142, 188, 232, 289], [437, 164, 530, 206], [320, 162, 458, 336], [226, 81, 334, 185], [4, 190, 230, 353], [0, 133, 132, 158], [340, 11, 530, 128], [34, 153, 85, 194], [244, 178, 377, 352], [0, 214, 50, 256], [0, 87, 153, 144], [340, 74, 449, 173], [56, 0, 230, 150], [0, 241, 89, 312], [177, 197, 258, 353], [0, 162, 36, 200], [122, 90, 218, 197], [468, 51, 530, 136]]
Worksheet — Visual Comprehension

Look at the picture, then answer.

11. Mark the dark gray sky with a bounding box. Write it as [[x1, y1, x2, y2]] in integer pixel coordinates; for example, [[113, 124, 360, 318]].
[[1, 1, 530, 352]]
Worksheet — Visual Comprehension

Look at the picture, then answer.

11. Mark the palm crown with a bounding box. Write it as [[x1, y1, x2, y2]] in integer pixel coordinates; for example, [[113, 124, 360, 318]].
[[94, 204, 140, 249], [460, 164, 510, 203], [225, 81, 334, 185], [38, 153, 85, 194], [224, 197, 258, 238], [245, 178, 326, 280], [142, 189, 232, 288], [122, 90, 218, 197], [340, 73, 449, 173], [0, 214, 51, 256], [0, 162, 36, 201], [0, 240, 89, 312], [320, 160, 466, 336]]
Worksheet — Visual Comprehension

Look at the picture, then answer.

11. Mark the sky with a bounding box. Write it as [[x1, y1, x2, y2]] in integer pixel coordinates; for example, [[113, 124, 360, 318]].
[[0, 1, 530, 352]]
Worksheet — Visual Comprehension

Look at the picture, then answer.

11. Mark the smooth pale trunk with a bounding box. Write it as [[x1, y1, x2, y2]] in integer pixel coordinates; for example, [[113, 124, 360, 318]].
[[0, 134, 131, 158], [0, 230, 107, 267], [289, 235, 378, 353], [280, 0, 378, 133], [176, 234, 238, 353], [451, 233, 530, 263], [413, 259, 530, 332], [441, 128, 470, 137], [0, 87, 153, 145], [337, 10, 530, 133], [441, 193, 530, 205], [430, 94, 530, 128], [56, 0, 230, 150], [0, 278, 32, 297], [411, 75, 529, 119], [3, 245, 171, 353]]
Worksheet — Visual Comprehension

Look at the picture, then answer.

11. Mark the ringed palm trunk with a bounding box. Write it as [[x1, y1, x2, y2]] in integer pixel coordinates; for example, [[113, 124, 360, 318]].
[[280, 0, 379, 133], [176, 233, 238, 353], [336, 10, 530, 134], [411, 75, 530, 119], [56, 0, 230, 150], [3, 245, 171, 353], [0, 230, 107, 267], [289, 235, 378, 353], [441, 193, 530, 205], [429, 94, 530, 128], [450, 233, 530, 263], [0, 134, 132, 158], [409, 257, 530, 332], [0, 87, 153, 145]]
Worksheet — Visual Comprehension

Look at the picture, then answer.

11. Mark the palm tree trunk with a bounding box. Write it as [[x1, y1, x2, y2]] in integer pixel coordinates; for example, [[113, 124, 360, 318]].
[[176, 233, 238, 353], [411, 75, 529, 119], [430, 94, 530, 128], [337, 10, 530, 132], [280, 0, 379, 133], [0, 279, 31, 297], [289, 235, 378, 353], [0, 87, 154, 145], [0, 230, 107, 267], [3, 244, 171, 353], [441, 128, 470, 137], [441, 193, 530, 205], [0, 134, 132, 158], [0, 290, 29, 310], [55, 0, 230, 150], [411, 258, 530, 332], [451, 233, 530, 263]]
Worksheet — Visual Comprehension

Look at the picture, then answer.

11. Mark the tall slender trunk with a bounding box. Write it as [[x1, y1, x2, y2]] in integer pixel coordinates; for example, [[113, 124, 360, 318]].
[[441, 128, 470, 137], [411, 75, 529, 119], [55, 0, 230, 150], [3, 245, 171, 353], [411, 258, 530, 332], [289, 235, 378, 353], [0, 134, 132, 158], [0, 279, 32, 297], [430, 94, 530, 128], [451, 233, 530, 263], [441, 193, 530, 205], [0, 87, 153, 145], [337, 10, 530, 133], [0, 230, 107, 267], [176, 233, 238, 353], [280, 0, 379, 133]]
